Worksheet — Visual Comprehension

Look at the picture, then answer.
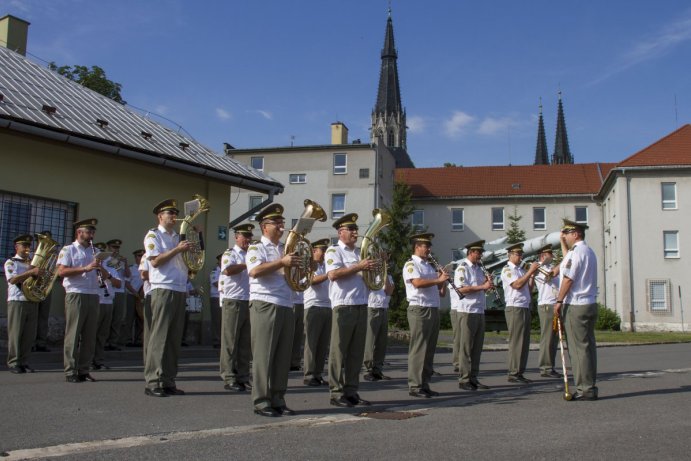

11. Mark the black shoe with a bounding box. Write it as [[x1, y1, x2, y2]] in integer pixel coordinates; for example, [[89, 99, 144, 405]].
[[471, 381, 490, 389], [66, 375, 81, 383], [242, 381, 253, 390], [304, 377, 322, 387], [422, 388, 439, 397], [79, 373, 97, 382], [181, 342, 189, 347], [459, 382, 477, 391], [372, 371, 391, 380], [409, 389, 432, 398], [453, 367, 460, 373], [363, 372, 380, 382], [272, 406, 296, 416], [91, 362, 110, 371], [163, 386, 185, 395], [145, 387, 168, 397], [541, 370, 563, 378], [330, 396, 354, 408], [346, 394, 371, 406], [22, 364, 35, 373], [572, 391, 598, 401], [254, 407, 280, 417], [104, 345, 121, 351], [224, 382, 246, 392], [35, 345, 51, 352], [289, 365, 301, 371], [9, 366, 25, 374], [508, 375, 533, 384]]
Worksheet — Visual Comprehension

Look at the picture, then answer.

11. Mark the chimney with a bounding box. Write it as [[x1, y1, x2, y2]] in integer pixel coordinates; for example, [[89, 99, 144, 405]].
[[0, 15, 30, 56], [331, 122, 348, 145]]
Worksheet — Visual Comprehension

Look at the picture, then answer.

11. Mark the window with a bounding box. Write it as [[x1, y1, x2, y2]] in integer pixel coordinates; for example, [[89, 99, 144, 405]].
[[0, 190, 76, 262], [451, 208, 464, 231], [411, 210, 424, 231], [451, 248, 463, 261], [289, 173, 306, 184], [491, 207, 504, 231], [359, 168, 369, 179], [331, 194, 346, 219], [575, 206, 588, 225], [533, 207, 546, 231], [250, 156, 264, 171], [663, 231, 679, 258], [387, 130, 395, 146], [647, 279, 672, 313], [291, 218, 298, 228], [249, 195, 263, 220], [333, 153, 347, 174], [330, 237, 339, 246], [661, 183, 677, 210]]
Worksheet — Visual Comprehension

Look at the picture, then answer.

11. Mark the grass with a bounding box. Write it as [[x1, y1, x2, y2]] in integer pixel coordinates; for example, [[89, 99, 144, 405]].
[[435, 329, 691, 345]]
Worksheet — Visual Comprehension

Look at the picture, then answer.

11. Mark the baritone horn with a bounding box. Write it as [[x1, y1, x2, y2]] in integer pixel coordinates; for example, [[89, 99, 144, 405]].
[[179, 194, 210, 279], [284, 199, 327, 291], [22, 232, 60, 302], [360, 208, 391, 290]]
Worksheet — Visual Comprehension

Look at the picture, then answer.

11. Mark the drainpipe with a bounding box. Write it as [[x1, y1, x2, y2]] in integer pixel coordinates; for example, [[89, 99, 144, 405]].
[[624, 169, 636, 332]]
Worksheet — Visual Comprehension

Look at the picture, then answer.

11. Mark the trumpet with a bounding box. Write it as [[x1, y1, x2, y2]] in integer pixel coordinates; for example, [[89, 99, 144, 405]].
[[428, 255, 464, 299]]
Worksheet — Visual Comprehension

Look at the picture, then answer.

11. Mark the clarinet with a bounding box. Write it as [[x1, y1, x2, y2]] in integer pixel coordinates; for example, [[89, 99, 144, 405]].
[[428, 255, 465, 299], [478, 261, 499, 297], [90, 240, 110, 298]]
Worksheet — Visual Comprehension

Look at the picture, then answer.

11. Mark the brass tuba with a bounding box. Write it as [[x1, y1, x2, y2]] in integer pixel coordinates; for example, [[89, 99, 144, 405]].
[[284, 199, 327, 291], [360, 208, 391, 290], [22, 232, 60, 302], [179, 194, 210, 279]]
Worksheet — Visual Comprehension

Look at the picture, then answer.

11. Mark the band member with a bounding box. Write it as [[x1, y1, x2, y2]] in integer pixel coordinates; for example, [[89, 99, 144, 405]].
[[219, 224, 253, 392], [326, 213, 376, 408], [4, 234, 40, 374], [501, 243, 540, 383], [92, 242, 122, 370], [452, 240, 493, 390], [302, 238, 332, 386], [403, 233, 448, 398], [124, 249, 146, 347], [290, 290, 305, 371], [143, 199, 191, 397], [534, 245, 561, 378], [209, 253, 222, 349], [105, 239, 130, 351], [139, 251, 153, 364], [57, 218, 107, 383], [246, 204, 300, 417], [555, 219, 598, 400], [363, 270, 394, 382], [34, 230, 53, 353]]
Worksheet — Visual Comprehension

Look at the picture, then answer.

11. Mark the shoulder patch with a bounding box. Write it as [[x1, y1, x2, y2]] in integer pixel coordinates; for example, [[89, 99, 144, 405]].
[[407, 266, 414, 273], [326, 259, 334, 265], [147, 243, 155, 250], [146, 233, 156, 239], [222, 258, 229, 265], [566, 260, 572, 269], [248, 246, 258, 251], [249, 256, 257, 263], [326, 248, 337, 253]]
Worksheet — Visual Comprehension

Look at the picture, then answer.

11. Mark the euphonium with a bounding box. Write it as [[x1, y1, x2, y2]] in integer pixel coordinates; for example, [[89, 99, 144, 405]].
[[179, 194, 210, 279], [360, 208, 391, 290], [284, 199, 327, 291], [22, 232, 60, 302]]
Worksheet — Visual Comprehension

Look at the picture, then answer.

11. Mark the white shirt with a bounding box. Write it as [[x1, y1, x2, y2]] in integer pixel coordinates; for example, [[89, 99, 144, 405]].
[[139, 257, 152, 297], [219, 246, 249, 301], [325, 240, 368, 306], [98, 264, 121, 305], [293, 290, 304, 305], [368, 274, 393, 309], [303, 263, 331, 309], [450, 258, 486, 313], [209, 266, 220, 298], [501, 261, 531, 308], [144, 225, 187, 292], [560, 241, 598, 305], [57, 241, 100, 295], [403, 255, 440, 307], [104, 256, 127, 293], [4, 255, 30, 302], [535, 263, 559, 305], [246, 236, 292, 307], [128, 263, 144, 293]]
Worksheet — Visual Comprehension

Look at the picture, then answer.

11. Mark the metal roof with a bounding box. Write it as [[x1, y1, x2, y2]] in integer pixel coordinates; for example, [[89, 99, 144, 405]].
[[0, 46, 283, 194]]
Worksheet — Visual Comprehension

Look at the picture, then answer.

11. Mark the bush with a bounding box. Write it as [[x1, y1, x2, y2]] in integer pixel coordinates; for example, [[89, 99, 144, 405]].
[[439, 309, 452, 330], [595, 304, 621, 331]]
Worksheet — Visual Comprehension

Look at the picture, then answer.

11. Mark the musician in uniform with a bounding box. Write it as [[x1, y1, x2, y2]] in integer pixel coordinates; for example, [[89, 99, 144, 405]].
[[143, 199, 191, 397], [246, 204, 300, 416], [290, 290, 305, 371], [139, 251, 152, 364], [33, 230, 53, 353], [209, 253, 222, 349], [326, 213, 376, 408], [501, 243, 540, 383], [105, 239, 130, 351], [219, 224, 253, 392], [57, 218, 107, 383], [92, 242, 122, 370], [554, 219, 599, 400], [302, 238, 331, 386], [403, 233, 448, 398], [124, 249, 145, 347], [4, 234, 40, 373], [452, 240, 493, 391], [534, 245, 561, 378], [363, 271, 394, 382]]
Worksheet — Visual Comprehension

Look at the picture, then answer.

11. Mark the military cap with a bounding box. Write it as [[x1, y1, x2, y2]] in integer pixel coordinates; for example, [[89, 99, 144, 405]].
[[256, 204, 284, 222], [411, 232, 435, 244], [332, 213, 359, 230], [74, 218, 98, 230], [132, 249, 145, 256], [94, 242, 107, 251], [107, 239, 122, 247], [506, 243, 524, 254], [13, 234, 33, 245], [233, 223, 255, 236], [537, 244, 553, 254], [464, 240, 485, 251], [153, 199, 179, 215], [561, 219, 588, 232], [312, 238, 331, 249]]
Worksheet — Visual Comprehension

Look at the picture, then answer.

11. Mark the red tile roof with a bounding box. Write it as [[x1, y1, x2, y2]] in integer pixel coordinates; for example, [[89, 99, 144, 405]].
[[618, 124, 691, 167], [396, 163, 615, 199]]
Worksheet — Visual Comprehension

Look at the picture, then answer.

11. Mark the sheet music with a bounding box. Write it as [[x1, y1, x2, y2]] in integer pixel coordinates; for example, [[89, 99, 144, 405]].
[[184, 199, 200, 217], [294, 217, 316, 234]]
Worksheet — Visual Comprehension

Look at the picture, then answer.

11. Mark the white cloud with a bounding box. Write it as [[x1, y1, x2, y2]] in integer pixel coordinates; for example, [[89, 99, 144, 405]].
[[215, 108, 231, 120], [407, 115, 427, 134], [252, 109, 273, 120], [477, 116, 516, 136], [154, 105, 169, 116], [443, 111, 475, 137]]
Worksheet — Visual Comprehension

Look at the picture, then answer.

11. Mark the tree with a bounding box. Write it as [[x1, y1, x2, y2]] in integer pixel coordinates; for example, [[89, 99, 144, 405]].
[[379, 182, 415, 329], [48, 63, 125, 104], [443, 162, 459, 167], [505, 206, 526, 244]]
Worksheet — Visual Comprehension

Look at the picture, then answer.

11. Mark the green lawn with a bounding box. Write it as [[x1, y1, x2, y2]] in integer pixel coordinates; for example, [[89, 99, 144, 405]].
[[436, 330, 691, 345]]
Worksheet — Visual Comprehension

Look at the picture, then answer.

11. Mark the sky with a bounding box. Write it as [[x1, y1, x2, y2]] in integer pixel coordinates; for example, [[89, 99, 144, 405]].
[[2, 0, 691, 168]]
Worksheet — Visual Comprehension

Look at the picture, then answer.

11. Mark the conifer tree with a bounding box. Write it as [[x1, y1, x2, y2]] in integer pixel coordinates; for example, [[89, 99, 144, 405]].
[[506, 206, 526, 244]]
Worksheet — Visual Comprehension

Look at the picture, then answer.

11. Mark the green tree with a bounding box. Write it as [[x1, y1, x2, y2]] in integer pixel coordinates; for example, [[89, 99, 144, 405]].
[[48, 63, 125, 104], [505, 206, 526, 244], [380, 182, 415, 329]]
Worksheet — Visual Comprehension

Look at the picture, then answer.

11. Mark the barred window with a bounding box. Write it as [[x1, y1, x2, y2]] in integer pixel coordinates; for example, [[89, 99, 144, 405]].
[[0, 190, 77, 262], [647, 279, 672, 313]]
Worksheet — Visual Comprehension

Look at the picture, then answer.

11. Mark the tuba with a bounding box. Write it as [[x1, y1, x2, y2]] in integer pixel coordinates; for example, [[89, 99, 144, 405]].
[[179, 194, 210, 279], [360, 208, 391, 290], [284, 199, 327, 291], [22, 232, 60, 302]]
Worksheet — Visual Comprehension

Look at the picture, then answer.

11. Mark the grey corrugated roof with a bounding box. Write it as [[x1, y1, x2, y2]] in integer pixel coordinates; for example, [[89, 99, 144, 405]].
[[0, 46, 283, 194]]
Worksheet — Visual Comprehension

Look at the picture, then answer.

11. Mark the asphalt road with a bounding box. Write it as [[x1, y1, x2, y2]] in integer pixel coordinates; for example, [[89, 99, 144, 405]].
[[1, 343, 690, 460]]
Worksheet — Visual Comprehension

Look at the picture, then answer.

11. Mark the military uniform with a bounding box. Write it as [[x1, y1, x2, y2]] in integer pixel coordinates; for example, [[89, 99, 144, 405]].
[[290, 290, 305, 370], [139, 255, 153, 364], [93, 246, 120, 370], [302, 244, 331, 386], [209, 259, 222, 348], [124, 250, 145, 347], [534, 245, 560, 377], [364, 274, 393, 380], [501, 244, 532, 381], [105, 239, 128, 350]]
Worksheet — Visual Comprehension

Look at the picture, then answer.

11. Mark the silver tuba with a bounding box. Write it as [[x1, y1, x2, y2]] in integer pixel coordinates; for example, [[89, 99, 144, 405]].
[[22, 232, 60, 302], [179, 194, 210, 279], [284, 199, 327, 291], [360, 208, 391, 290]]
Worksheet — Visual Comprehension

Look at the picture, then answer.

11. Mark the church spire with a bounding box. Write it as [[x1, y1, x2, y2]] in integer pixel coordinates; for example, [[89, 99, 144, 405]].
[[371, 7, 406, 150], [552, 91, 574, 164], [534, 99, 549, 165]]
